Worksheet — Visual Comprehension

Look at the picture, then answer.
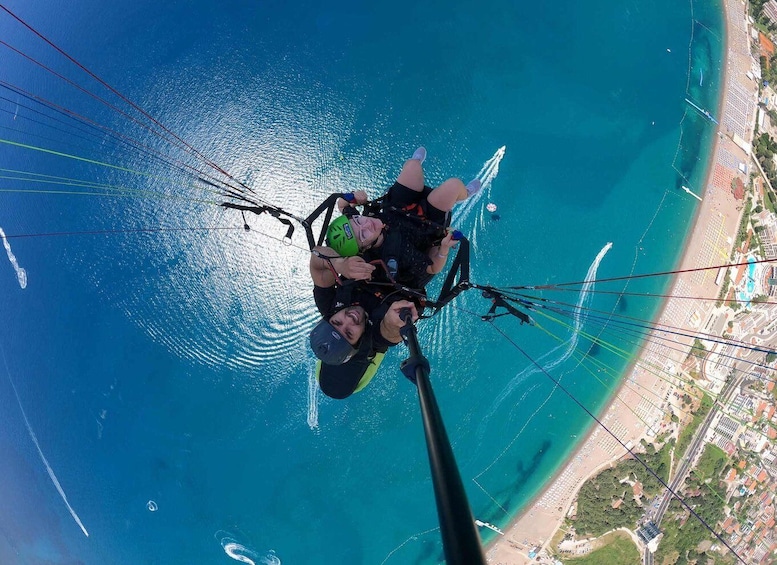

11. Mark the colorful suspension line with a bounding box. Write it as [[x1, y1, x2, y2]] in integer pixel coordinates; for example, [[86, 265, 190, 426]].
[[511, 257, 777, 291], [0, 136, 240, 205], [0, 172, 221, 206], [522, 291, 777, 364], [1, 225, 244, 241], [493, 283, 777, 358], [0, 81, 244, 199], [527, 312, 681, 433], [532, 285, 777, 307], [493, 288, 777, 402], [0, 4, 255, 197], [0, 12, 766, 557]]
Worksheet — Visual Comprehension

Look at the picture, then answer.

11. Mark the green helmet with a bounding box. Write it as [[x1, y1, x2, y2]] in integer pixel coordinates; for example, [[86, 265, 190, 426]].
[[326, 216, 359, 257]]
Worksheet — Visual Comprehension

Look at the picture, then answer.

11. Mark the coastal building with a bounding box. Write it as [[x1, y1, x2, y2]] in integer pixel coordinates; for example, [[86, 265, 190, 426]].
[[764, 449, 777, 476], [766, 266, 777, 296], [765, 233, 777, 260], [764, 1, 777, 28], [704, 342, 737, 391], [636, 521, 660, 544], [764, 85, 777, 110], [751, 541, 770, 563], [730, 392, 751, 417], [715, 415, 741, 441]]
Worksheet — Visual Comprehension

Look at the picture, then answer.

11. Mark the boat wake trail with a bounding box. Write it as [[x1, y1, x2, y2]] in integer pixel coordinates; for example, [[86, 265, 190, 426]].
[[485, 242, 613, 420], [0, 347, 89, 537], [216, 532, 281, 565], [473, 243, 613, 511], [452, 145, 506, 226], [307, 361, 319, 430], [0, 227, 27, 289]]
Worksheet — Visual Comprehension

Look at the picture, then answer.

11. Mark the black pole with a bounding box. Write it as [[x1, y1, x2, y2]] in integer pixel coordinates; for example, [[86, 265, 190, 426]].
[[399, 313, 486, 565]]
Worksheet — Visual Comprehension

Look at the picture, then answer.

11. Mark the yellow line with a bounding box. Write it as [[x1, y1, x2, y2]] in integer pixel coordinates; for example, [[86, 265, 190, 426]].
[[701, 214, 728, 285], [714, 213, 729, 261]]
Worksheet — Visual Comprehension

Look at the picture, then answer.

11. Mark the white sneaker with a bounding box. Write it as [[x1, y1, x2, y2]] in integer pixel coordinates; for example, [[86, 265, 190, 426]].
[[465, 179, 481, 197]]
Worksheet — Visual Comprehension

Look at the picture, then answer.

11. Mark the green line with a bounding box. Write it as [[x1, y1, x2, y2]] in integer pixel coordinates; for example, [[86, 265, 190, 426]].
[[534, 315, 673, 433], [531, 309, 697, 423], [0, 175, 219, 204], [0, 187, 219, 205], [532, 307, 688, 389], [0, 167, 149, 189], [0, 164, 229, 201], [0, 138, 228, 198], [0, 174, 156, 192], [0, 137, 152, 175], [0, 172, 114, 189], [691, 467, 729, 507]]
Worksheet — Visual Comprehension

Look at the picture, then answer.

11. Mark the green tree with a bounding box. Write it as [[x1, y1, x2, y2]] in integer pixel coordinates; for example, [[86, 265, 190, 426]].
[[689, 338, 707, 360]]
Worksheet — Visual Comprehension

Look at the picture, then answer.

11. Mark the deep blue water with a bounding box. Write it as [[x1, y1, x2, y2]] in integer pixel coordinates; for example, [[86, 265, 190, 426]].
[[0, 0, 723, 563]]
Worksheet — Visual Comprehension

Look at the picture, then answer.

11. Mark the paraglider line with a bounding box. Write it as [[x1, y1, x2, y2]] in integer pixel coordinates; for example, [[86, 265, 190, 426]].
[[512, 257, 776, 290]]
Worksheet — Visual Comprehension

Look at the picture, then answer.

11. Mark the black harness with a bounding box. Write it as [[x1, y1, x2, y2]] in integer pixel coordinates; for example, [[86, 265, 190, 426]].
[[222, 192, 470, 317], [353, 195, 449, 290]]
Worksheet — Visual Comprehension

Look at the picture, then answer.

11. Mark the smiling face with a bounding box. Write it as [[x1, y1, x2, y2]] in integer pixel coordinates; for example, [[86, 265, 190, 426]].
[[349, 215, 384, 250], [328, 305, 367, 345]]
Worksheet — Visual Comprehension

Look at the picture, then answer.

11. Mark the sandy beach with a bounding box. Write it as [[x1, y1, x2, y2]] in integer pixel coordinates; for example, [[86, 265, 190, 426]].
[[486, 1, 758, 562]]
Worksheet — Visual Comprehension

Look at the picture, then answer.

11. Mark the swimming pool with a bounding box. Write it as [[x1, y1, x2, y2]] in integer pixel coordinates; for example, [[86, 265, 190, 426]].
[[736, 256, 757, 306]]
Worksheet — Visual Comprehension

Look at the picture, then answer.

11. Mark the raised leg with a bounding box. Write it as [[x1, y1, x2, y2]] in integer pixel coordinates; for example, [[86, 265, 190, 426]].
[[426, 178, 467, 211], [396, 148, 426, 192]]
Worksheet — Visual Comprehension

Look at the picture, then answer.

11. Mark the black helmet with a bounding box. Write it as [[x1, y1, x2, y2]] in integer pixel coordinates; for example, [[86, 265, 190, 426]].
[[309, 319, 358, 365]]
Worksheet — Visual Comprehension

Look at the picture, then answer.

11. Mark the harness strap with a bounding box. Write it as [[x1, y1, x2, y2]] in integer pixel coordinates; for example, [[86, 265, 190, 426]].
[[223, 193, 470, 315]]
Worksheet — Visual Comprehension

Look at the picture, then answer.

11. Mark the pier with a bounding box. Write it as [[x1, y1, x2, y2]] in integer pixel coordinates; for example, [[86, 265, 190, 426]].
[[685, 98, 719, 125]]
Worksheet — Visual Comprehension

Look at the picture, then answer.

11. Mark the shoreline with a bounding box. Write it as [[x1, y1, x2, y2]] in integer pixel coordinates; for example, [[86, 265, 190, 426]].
[[486, 0, 756, 561]]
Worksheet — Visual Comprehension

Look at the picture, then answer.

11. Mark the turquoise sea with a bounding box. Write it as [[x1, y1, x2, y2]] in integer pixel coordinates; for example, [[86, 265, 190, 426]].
[[0, 0, 723, 563]]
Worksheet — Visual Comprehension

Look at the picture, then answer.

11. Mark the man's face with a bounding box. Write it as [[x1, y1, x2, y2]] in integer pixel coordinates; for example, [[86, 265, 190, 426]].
[[328, 305, 367, 345], [349, 215, 384, 250]]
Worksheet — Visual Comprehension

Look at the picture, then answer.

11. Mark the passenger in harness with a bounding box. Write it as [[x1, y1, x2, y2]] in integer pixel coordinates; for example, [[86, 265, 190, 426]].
[[325, 146, 481, 289]]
